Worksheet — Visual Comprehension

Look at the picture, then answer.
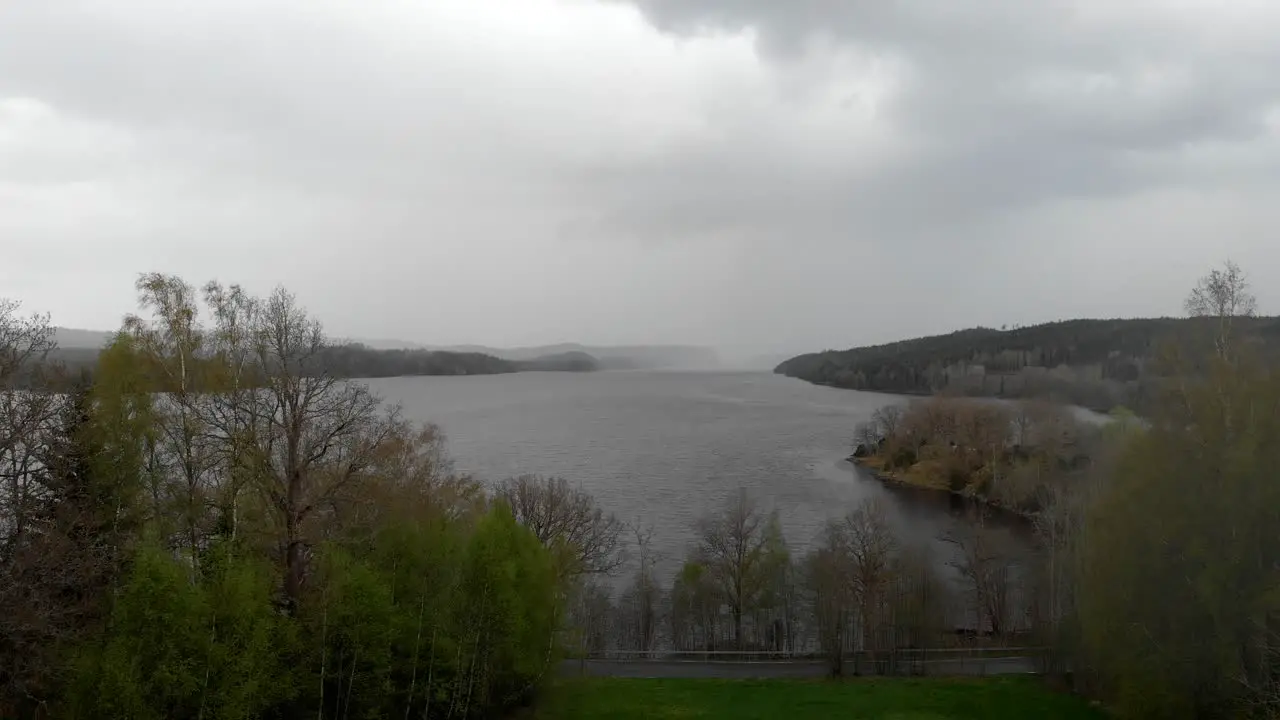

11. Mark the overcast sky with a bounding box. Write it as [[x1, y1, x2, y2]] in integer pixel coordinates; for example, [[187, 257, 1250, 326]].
[[3, 0, 1279, 359]]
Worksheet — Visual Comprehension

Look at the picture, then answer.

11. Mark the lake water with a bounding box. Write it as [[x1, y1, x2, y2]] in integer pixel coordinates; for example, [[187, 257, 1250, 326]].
[[365, 370, 1022, 582]]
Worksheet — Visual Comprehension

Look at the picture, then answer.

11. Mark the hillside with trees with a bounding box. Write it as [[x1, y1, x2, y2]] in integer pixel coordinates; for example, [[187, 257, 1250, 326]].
[[43, 338, 600, 384], [317, 343, 523, 377], [0, 278, 567, 719], [438, 343, 720, 370], [513, 350, 601, 373], [776, 308, 1280, 411], [5, 261, 1280, 720]]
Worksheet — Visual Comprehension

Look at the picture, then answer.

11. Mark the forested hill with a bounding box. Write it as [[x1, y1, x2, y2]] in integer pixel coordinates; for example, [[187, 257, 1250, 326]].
[[45, 343, 599, 381], [512, 350, 600, 372], [316, 344, 522, 377], [775, 317, 1280, 410]]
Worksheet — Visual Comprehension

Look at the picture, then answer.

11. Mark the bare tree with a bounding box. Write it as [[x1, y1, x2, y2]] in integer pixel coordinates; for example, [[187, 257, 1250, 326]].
[[566, 580, 614, 656], [1186, 259, 1258, 319], [806, 522, 855, 674], [617, 522, 662, 652], [872, 405, 905, 439], [0, 302, 66, 711], [888, 544, 947, 655], [237, 288, 400, 611], [0, 300, 58, 563], [852, 421, 880, 456], [1185, 260, 1258, 359], [805, 498, 901, 674], [851, 404, 904, 456], [0, 300, 55, 386], [943, 513, 1018, 638], [843, 498, 898, 658], [496, 474, 624, 579], [693, 489, 789, 649], [905, 397, 965, 448]]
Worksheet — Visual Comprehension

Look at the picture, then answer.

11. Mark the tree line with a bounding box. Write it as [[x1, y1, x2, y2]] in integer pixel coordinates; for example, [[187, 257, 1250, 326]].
[[850, 395, 1138, 516], [0, 275, 566, 719], [317, 346, 599, 377], [557, 488, 991, 665], [819, 261, 1280, 718], [529, 261, 1280, 719], [41, 341, 524, 385], [775, 271, 1280, 412], [37, 335, 600, 389], [3, 261, 1279, 720]]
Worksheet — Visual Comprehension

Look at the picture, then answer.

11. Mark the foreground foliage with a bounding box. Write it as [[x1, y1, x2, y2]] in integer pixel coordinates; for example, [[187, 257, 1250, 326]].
[[0, 276, 566, 719], [5, 261, 1280, 720], [534, 677, 1106, 720], [1078, 353, 1280, 718]]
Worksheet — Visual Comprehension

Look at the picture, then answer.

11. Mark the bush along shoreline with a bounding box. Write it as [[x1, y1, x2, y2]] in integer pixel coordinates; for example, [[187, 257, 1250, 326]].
[[847, 397, 1139, 520]]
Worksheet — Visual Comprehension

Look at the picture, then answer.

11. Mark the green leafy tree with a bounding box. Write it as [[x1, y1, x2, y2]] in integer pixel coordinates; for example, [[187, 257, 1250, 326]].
[[1079, 262, 1280, 719], [66, 543, 291, 720], [670, 561, 720, 651], [0, 333, 152, 714], [451, 505, 558, 716]]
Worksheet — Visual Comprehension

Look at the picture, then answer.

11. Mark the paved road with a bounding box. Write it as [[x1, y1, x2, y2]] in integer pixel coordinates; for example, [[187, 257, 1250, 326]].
[[563, 660, 828, 679], [561, 656, 1037, 679]]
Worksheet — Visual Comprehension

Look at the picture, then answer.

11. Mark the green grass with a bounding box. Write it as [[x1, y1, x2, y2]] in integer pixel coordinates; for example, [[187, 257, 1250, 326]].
[[533, 677, 1105, 720]]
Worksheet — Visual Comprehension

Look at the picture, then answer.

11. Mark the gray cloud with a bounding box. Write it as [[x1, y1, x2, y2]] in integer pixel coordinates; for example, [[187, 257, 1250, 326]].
[[2, 0, 1279, 359], [610, 0, 1280, 227]]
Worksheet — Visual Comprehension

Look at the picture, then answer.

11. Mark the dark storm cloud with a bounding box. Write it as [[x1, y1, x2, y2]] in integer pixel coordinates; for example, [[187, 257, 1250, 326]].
[[598, 0, 1280, 241]]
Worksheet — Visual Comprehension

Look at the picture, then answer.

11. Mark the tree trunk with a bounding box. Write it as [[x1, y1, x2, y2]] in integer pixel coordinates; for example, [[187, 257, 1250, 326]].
[[733, 606, 743, 651], [284, 510, 303, 611]]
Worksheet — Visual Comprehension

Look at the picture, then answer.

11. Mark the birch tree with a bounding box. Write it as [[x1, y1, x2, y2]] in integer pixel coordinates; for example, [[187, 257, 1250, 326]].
[[124, 274, 220, 572], [1185, 259, 1257, 360]]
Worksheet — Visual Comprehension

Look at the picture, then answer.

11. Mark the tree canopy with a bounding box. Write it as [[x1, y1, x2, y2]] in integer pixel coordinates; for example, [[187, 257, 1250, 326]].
[[776, 315, 1280, 411]]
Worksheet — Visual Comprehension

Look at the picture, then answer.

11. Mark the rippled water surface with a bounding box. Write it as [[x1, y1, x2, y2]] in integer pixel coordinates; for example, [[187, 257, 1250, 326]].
[[365, 370, 1009, 577]]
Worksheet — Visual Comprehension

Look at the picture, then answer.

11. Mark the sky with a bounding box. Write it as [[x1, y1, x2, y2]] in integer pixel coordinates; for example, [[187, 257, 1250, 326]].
[[3, 0, 1280, 360]]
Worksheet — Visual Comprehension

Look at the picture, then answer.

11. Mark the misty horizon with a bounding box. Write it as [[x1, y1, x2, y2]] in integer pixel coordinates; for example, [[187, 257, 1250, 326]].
[[49, 306, 1235, 370], [5, 1, 1280, 359]]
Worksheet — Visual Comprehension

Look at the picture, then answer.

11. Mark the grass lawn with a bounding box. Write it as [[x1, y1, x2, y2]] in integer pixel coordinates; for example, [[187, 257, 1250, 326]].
[[533, 677, 1106, 720]]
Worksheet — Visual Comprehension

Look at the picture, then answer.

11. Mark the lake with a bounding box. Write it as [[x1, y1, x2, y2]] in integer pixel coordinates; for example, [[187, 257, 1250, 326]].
[[365, 370, 1024, 582]]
